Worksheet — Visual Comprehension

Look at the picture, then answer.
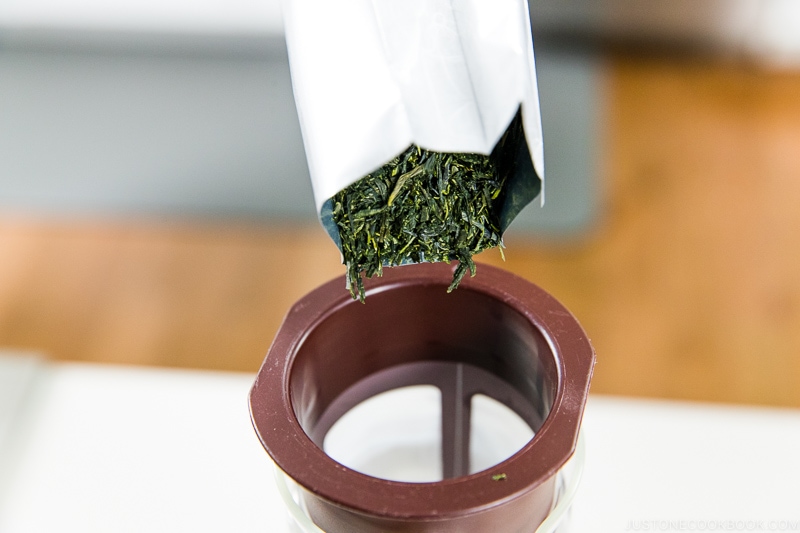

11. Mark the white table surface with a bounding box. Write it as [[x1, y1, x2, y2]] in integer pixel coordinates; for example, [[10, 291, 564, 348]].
[[1, 353, 799, 533]]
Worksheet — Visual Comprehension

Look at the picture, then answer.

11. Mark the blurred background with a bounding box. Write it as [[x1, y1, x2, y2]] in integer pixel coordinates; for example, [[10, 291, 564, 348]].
[[1, 0, 799, 407]]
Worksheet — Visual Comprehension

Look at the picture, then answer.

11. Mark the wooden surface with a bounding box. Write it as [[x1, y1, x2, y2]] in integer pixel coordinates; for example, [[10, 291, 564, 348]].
[[2, 53, 800, 407]]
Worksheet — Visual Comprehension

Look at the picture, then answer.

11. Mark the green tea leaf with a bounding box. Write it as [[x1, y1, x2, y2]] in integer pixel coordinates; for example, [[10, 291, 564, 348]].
[[332, 145, 506, 301]]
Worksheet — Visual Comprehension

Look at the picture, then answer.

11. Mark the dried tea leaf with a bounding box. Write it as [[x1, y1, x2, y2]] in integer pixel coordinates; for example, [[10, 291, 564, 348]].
[[332, 145, 507, 301]]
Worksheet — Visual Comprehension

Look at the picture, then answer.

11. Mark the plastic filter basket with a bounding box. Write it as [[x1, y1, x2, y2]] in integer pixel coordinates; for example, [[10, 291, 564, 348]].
[[250, 263, 595, 533], [275, 431, 586, 533]]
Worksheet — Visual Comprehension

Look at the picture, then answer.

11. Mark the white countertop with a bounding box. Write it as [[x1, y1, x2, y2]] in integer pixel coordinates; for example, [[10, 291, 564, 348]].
[[1, 353, 798, 532]]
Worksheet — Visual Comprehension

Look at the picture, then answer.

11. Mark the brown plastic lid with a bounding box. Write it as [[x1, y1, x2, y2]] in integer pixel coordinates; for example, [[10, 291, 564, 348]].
[[250, 262, 595, 532]]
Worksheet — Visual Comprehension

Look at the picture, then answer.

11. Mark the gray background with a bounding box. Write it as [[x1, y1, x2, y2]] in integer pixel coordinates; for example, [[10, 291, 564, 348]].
[[0, 29, 601, 237]]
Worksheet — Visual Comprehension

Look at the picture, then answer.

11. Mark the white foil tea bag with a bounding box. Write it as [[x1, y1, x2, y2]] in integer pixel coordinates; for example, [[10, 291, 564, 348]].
[[281, 0, 545, 277]]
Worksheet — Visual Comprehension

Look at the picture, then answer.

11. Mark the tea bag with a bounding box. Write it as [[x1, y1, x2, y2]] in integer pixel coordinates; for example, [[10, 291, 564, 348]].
[[281, 0, 545, 298]]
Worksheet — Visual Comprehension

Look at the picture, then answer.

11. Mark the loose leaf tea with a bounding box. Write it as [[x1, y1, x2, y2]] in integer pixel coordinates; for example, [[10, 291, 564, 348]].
[[331, 145, 507, 301]]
